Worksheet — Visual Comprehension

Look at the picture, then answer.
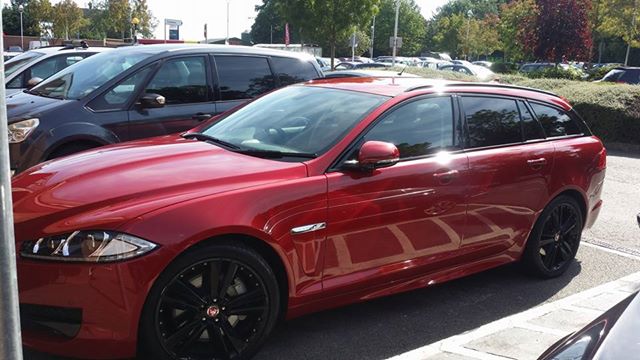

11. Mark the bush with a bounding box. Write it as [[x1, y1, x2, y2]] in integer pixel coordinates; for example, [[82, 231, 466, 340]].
[[523, 66, 585, 81], [491, 62, 519, 74]]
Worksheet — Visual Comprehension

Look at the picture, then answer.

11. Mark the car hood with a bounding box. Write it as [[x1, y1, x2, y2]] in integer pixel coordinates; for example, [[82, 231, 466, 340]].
[[12, 135, 308, 239], [6, 91, 69, 123]]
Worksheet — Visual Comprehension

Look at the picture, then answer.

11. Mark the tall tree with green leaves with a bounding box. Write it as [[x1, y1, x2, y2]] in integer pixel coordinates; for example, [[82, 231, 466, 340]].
[[372, 0, 426, 57], [458, 14, 501, 60], [498, 0, 538, 62], [599, 0, 640, 65], [251, 0, 300, 44], [52, 0, 85, 39], [131, 0, 156, 38], [429, 13, 465, 56], [2, 0, 53, 37], [105, 0, 131, 39], [274, 0, 379, 67]]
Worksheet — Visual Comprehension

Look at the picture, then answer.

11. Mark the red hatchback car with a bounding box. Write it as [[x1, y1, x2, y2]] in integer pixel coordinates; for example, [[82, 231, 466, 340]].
[[12, 77, 606, 360]]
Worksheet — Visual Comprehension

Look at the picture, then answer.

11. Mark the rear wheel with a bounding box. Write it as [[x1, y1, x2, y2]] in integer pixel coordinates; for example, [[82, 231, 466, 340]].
[[139, 243, 280, 360], [521, 196, 583, 278]]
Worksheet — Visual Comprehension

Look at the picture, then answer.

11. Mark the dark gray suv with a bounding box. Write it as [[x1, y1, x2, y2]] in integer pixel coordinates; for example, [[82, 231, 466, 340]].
[[7, 44, 322, 174]]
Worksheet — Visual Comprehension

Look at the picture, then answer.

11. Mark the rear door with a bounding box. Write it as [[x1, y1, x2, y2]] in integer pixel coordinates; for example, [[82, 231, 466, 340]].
[[460, 95, 555, 254], [127, 55, 215, 138], [322, 95, 470, 294], [212, 55, 276, 115]]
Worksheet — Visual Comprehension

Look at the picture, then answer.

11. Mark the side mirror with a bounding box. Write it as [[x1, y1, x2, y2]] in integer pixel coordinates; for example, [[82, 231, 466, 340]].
[[352, 141, 400, 171], [139, 93, 166, 109], [26, 77, 43, 89]]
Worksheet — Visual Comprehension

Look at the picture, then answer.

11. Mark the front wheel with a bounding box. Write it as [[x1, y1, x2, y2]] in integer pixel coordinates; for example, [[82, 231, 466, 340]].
[[139, 243, 281, 360], [521, 196, 583, 278]]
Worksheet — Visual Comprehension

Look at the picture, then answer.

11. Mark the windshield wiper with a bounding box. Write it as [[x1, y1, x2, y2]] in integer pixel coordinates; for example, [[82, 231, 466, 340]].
[[236, 149, 317, 159], [181, 132, 242, 150], [28, 88, 64, 100]]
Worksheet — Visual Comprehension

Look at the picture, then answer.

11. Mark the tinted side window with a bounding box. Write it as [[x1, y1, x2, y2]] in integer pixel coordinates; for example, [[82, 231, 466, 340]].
[[620, 69, 640, 84], [530, 103, 581, 137], [270, 57, 318, 86], [463, 96, 521, 148], [363, 97, 455, 159], [519, 101, 545, 141], [6, 73, 23, 88], [215, 56, 275, 101], [88, 67, 153, 111], [145, 57, 209, 105]]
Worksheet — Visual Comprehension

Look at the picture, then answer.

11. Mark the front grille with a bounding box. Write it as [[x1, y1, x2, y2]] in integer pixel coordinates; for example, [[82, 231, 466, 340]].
[[20, 303, 82, 339]]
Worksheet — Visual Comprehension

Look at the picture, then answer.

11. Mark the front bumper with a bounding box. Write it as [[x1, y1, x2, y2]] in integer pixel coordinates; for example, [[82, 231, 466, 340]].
[[18, 255, 164, 359]]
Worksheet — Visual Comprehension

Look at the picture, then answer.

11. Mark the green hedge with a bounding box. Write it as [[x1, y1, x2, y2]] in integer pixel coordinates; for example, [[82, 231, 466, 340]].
[[390, 67, 640, 146]]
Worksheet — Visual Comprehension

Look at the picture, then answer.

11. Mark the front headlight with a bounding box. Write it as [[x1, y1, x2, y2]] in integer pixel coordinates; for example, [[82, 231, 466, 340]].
[[20, 230, 158, 262], [8, 118, 39, 143]]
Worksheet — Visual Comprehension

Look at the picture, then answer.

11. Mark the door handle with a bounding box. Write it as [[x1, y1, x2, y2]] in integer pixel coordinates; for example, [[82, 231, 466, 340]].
[[527, 158, 548, 169], [192, 113, 212, 121], [433, 169, 459, 184]]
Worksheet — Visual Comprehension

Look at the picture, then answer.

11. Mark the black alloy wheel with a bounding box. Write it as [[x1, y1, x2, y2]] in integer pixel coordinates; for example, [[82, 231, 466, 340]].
[[140, 243, 280, 360], [522, 196, 583, 278]]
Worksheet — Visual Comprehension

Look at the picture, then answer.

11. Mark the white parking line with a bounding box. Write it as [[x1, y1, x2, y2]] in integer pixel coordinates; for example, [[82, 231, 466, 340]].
[[387, 248, 640, 360]]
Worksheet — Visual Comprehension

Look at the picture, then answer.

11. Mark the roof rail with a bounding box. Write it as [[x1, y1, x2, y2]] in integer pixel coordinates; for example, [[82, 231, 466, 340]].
[[405, 82, 559, 98]]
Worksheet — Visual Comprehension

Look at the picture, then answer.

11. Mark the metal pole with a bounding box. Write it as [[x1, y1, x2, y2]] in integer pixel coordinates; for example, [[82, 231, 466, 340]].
[[164, 19, 167, 43], [0, 11, 24, 360], [352, 30, 356, 61], [626, 0, 637, 66], [226, 0, 230, 44], [270, 25, 273, 44], [392, 0, 399, 66], [370, 16, 375, 59], [19, 11, 24, 51]]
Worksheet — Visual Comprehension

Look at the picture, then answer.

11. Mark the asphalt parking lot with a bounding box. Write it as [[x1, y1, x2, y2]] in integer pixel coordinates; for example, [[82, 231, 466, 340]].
[[25, 153, 640, 360]]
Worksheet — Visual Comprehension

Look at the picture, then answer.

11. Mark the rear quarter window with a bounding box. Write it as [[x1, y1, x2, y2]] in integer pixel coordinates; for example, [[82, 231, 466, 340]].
[[462, 96, 522, 148], [270, 57, 319, 86], [530, 103, 582, 138]]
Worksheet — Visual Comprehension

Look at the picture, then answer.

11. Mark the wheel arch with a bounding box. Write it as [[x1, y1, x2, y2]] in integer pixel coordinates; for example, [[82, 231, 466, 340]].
[[548, 187, 588, 227]]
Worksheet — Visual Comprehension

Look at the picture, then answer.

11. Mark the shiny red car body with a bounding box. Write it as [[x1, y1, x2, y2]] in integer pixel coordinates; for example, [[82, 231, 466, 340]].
[[12, 77, 606, 359]]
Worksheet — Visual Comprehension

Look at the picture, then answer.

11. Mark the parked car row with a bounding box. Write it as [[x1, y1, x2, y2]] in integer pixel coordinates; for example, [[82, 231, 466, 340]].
[[7, 44, 610, 360]]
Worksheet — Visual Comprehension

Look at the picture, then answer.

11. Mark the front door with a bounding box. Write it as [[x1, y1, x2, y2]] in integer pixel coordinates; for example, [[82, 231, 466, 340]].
[[322, 96, 470, 294], [128, 55, 216, 139]]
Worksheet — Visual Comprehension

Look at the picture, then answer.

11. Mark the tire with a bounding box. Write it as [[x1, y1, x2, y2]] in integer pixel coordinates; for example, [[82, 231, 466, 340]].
[[139, 242, 281, 360], [521, 195, 584, 278], [47, 143, 99, 160]]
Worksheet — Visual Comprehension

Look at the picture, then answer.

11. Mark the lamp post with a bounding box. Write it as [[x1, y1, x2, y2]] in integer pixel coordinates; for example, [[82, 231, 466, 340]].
[[18, 5, 24, 51], [131, 17, 140, 44], [466, 9, 473, 61], [625, 0, 638, 66], [370, 16, 375, 59], [392, 0, 399, 66], [226, 0, 230, 45]]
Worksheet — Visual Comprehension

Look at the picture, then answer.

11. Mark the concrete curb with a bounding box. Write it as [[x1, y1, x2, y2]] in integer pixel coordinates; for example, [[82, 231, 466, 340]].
[[388, 270, 640, 360]]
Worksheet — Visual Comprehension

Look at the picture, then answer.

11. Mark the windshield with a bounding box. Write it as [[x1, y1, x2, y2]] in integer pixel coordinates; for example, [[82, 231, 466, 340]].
[[603, 69, 625, 82], [4, 51, 44, 77], [29, 49, 154, 100], [201, 86, 389, 157]]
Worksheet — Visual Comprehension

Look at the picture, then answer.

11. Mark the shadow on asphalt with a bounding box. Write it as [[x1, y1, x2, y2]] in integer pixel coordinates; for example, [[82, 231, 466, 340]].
[[24, 262, 582, 360], [257, 262, 582, 360]]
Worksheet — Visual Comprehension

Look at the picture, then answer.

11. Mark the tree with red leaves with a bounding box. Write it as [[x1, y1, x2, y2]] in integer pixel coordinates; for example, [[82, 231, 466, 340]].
[[526, 0, 593, 63]]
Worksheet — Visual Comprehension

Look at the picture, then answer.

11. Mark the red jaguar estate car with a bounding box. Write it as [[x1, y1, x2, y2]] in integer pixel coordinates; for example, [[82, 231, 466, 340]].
[[12, 77, 606, 360]]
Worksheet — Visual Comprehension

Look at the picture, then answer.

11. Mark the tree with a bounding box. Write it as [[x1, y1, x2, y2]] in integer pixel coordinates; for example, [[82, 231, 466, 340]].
[[336, 29, 371, 57], [104, 0, 131, 39], [52, 0, 85, 39], [429, 13, 465, 56], [529, 0, 592, 62], [499, 0, 538, 62], [251, 0, 300, 44], [372, 0, 426, 57], [458, 14, 501, 60], [274, 0, 379, 67], [131, 0, 156, 38], [599, 0, 640, 65], [2, 0, 53, 37]]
